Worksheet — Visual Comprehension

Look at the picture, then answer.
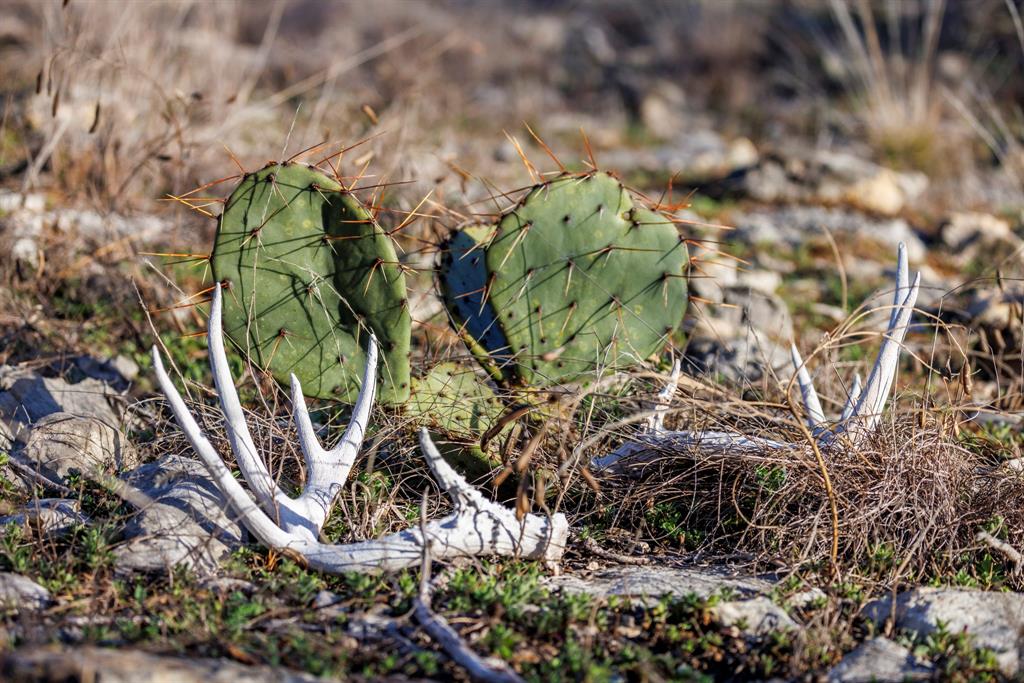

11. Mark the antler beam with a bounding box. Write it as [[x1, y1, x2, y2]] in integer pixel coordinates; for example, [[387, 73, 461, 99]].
[[593, 244, 921, 469], [152, 284, 567, 573]]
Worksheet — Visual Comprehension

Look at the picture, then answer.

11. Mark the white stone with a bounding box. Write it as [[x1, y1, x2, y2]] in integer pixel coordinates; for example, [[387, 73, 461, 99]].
[[828, 637, 932, 682], [542, 565, 776, 601], [114, 455, 244, 575], [0, 498, 87, 536], [863, 588, 1024, 676], [21, 412, 138, 482], [712, 596, 798, 636], [0, 572, 51, 611]]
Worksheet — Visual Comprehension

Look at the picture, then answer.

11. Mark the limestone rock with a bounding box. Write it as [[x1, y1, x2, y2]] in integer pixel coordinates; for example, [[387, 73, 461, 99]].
[[0, 369, 122, 444], [739, 149, 928, 216], [682, 334, 791, 385], [0, 498, 87, 537], [0, 572, 51, 612], [602, 130, 758, 182], [542, 564, 776, 601], [0, 190, 45, 213], [828, 637, 932, 682], [0, 646, 332, 683], [712, 596, 797, 636], [19, 413, 137, 484], [113, 454, 243, 575], [863, 588, 1024, 676], [730, 206, 926, 262]]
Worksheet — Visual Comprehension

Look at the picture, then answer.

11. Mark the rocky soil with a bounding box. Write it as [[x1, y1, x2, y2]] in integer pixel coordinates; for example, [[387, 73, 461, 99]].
[[2, 1, 1024, 680]]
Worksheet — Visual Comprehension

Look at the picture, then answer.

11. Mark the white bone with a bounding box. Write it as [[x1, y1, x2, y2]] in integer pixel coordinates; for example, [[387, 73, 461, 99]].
[[206, 284, 290, 523], [152, 297, 567, 572], [288, 333, 377, 534], [593, 245, 920, 470], [790, 344, 826, 431], [838, 271, 920, 439], [646, 357, 681, 433]]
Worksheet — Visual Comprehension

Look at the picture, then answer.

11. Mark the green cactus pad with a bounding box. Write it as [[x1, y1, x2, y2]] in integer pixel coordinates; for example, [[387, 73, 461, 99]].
[[452, 172, 688, 385], [439, 224, 512, 377], [406, 363, 505, 478], [406, 363, 505, 437], [210, 163, 410, 403]]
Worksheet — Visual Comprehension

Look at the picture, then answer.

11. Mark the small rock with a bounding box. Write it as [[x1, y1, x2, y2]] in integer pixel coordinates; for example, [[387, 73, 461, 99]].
[[731, 206, 926, 262], [842, 167, 908, 216], [11, 237, 39, 273], [942, 211, 1014, 251], [71, 356, 135, 391], [724, 286, 793, 341], [19, 413, 138, 484], [312, 590, 359, 622], [687, 242, 739, 304], [738, 148, 928, 216], [787, 586, 827, 610], [200, 577, 257, 595], [0, 369, 122, 440], [0, 190, 45, 213], [110, 355, 140, 382], [964, 285, 1024, 327], [346, 607, 395, 642], [542, 564, 776, 601], [114, 454, 243, 575], [940, 211, 1022, 266], [0, 498, 87, 537], [712, 596, 797, 636], [0, 646, 330, 683], [602, 130, 758, 182], [1, 209, 43, 241], [0, 572, 51, 611], [828, 637, 933, 682], [639, 81, 686, 139], [688, 285, 792, 343], [735, 269, 782, 294], [682, 334, 791, 385], [862, 588, 1024, 675]]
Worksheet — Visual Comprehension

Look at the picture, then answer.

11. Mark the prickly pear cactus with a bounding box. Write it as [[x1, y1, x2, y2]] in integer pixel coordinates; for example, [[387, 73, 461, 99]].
[[210, 163, 411, 403], [407, 362, 505, 435], [439, 224, 511, 378], [406, 363, 507, 478], [443, 172, 688, 386]]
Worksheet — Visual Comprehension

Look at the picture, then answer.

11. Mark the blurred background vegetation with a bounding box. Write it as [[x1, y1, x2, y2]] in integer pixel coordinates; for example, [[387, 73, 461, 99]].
[[0, 0, 1022, 213]]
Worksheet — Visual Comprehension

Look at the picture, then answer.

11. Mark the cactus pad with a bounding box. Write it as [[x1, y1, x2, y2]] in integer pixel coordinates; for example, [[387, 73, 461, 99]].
[[440, 224, 511, 377], [407, 363, 505, 436], [443, 172, 688, 385], [406, 363, 506, 478], [210, 163, 410, 403]]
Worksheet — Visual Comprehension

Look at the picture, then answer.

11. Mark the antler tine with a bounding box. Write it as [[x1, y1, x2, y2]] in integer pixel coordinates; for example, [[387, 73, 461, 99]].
[[844, 268, 921, 436], [208, 284, 289, 519], [291, 335, 379, 533], [889, 242, 910, 329], [790, 344, 826, 430], [646, 357, 681, 433], [418, 427, 487, 509], [151, 347, 298, 549], [839, 373, 863, 423]]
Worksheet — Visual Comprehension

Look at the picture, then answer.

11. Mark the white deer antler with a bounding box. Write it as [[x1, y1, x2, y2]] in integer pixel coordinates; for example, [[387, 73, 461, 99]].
[[152, 284, 567, 573], [593, 244, 921, 469]]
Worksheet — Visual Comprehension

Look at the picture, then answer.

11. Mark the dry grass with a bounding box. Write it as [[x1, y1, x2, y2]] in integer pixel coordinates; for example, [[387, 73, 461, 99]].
[[603, 415, 1023, 578]]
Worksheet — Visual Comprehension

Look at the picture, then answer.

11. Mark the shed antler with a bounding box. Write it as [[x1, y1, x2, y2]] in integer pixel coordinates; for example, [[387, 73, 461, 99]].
[[593, 244, 921, 468], [152, 284, 567, 573]]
